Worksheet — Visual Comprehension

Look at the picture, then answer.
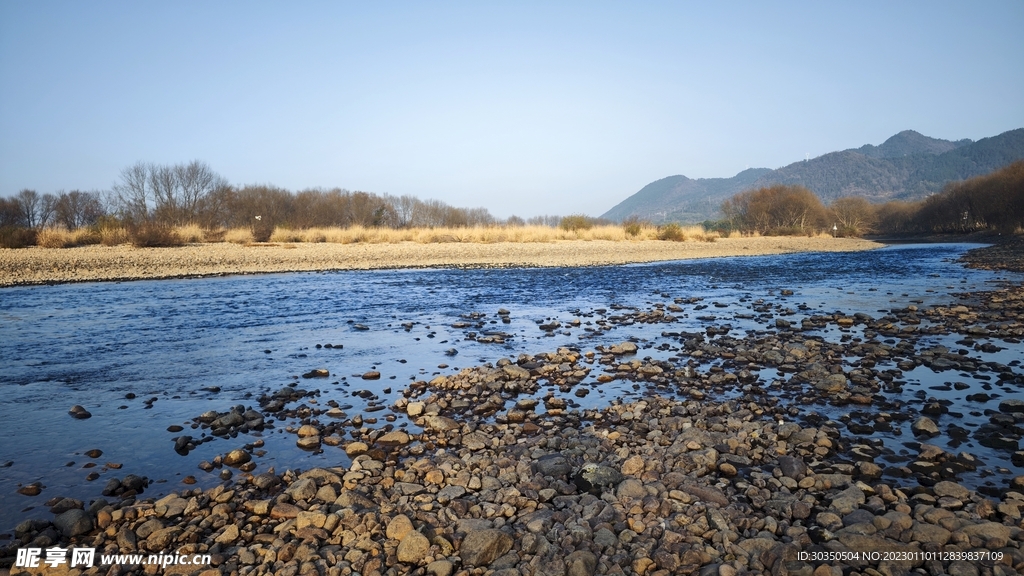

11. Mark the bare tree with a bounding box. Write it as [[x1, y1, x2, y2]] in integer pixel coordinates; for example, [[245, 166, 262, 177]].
[[39, 193, 58, 228], [112, 161, 153, 222], [54, 190, 105, 229], [175, 160, 226, 224], [15, 189, 41, 228]]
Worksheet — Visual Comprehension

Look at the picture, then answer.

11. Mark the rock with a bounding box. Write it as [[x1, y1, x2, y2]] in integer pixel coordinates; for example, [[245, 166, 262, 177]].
[[616, 478, 647, 500], [362, 371, 381, 380], [814, 374, 848, 392], [933, 480, 970, 501], [296, 435, 321, 450], [215, 524, 239, 544], [17, 483, 42, 496], [609, 342, 638, 355], [621, 455, 645, 476], [302, 369, 329, 378], [912, 416, 939, 436], [566, 550, 597, 576], [777, 455, 807, 479], [283, 478, 317, 502], [460, 529, 513, 567], [397, 531, 431, 564], [223, 449, 251, 466], [426, 560, 454, 576], [959, 521, 1010, 543], [534, 454, 571, 477], [572, 464, 623, 494], [54, 509, 93, 538], [378, 430, 410, 446], [406, 401, 425, 417], [68, 405, 92, 419], [296, 424, 319, 437], [998, 398, 1024, 413], [387, 514, 414, 540], [423, 414, 460, 432], [345, 441, 369, 456], [680, 483, 730, 506], [830, 486, 865, 515]]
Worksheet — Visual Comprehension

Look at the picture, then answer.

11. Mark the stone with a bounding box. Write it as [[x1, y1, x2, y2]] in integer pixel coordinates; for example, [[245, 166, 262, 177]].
[[223, 449, 250, 466], [616, 478, 647, 500], [387, 514, 414, 540], [912, 416, 939, 436], [296, 435, 321, 450], [534, 454, 571, 477], [296, 424, 319, 437], [426, 560, 454, 576], [572, 464, 623, 494], [215, 524, 239, 544], [68, 405, 92, 419], [397, 531, 431, 564], [777, 455, 807, 479], [459, 528, 513, 567], [566, 550, 598, 576], [53, 509, 93, 538], [423, 414, 460, 432], [830, 486, 865, 515], [933, 480, 969, 501], [345, 441, 369, 455], [285, 478, 317, 502], [621, 455, 645, 476], [406, 401, 425, 417]]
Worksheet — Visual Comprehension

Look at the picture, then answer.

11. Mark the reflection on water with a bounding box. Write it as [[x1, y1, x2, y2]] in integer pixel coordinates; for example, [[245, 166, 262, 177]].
[[1, 243, 1021, 531]]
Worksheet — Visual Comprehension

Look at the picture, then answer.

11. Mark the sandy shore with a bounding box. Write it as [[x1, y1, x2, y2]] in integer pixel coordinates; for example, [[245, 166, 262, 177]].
[[0, 236, 882, 287]]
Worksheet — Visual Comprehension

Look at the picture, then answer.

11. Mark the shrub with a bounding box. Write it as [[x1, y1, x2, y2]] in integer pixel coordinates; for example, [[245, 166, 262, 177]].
[[559, 214, 593, 232], [252, 221, 275, 243], [657, 223, 687, 241], [130, 224, 184, 247], [622, 216, 645, 237], [36, 228, 77, 248], [0, 226, 37, 248], [224, 228, 253, 244]]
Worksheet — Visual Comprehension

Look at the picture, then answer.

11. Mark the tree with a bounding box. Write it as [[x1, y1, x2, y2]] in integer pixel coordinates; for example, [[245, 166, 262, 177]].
[[829, 196, 877, 235], [15, 189, 41, 228], [721, 184, 827, 234], [112, 161, 154, 223], [53, 190, 105, 229]]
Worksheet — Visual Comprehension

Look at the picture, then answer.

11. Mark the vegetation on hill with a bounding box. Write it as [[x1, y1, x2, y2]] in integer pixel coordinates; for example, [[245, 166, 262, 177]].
[[718, 160, 1024, 237]]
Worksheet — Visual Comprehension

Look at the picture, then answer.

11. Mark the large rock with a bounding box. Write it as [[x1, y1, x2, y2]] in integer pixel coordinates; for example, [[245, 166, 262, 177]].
[[777, 455, 807, 479], [566, 550, 598, 576], [829, 486, 865, 515], [912, 416, 939, 436], [397, 531, 431, 564], [423, 415, 461, 433], [377, 430, 410, 446], [459, 529, 513, 567], [572, 464, 623, 494], [534, 454, 571, 477], [223, 449, 251, 466], [54, 509, 93, 538]]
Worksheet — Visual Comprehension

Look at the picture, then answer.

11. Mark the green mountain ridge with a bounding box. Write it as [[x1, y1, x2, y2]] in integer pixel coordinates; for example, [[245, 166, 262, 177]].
[[602, 128, 1024, 223]]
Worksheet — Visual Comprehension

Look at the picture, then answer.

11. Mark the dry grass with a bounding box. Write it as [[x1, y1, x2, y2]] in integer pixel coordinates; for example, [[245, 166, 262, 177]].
[[36, 227, 100, 248], [26, 223, 721, 248], [267, 224, 718, 244]]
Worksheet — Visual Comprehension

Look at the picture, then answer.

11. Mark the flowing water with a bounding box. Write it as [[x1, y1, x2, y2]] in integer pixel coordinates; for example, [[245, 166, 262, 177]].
[[1, 243, 1022, 533]]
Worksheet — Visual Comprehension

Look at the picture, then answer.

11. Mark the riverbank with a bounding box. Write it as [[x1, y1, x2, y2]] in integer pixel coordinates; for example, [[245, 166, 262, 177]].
[[0, 237, 881, 287], [960, 235, 1024, 273]]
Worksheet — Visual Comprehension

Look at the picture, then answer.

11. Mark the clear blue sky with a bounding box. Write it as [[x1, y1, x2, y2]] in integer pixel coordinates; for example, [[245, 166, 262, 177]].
[[2, 2, 1022, 218]]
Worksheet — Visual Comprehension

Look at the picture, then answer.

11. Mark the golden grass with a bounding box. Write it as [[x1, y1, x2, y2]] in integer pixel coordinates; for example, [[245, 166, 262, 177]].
[[36, 227, 100, 248], [30, 223, 722, 248], [266, 224, 718, 244]]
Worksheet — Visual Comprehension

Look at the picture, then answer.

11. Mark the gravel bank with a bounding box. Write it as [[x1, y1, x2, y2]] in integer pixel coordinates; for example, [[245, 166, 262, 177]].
[[0, 237, 882, 287]]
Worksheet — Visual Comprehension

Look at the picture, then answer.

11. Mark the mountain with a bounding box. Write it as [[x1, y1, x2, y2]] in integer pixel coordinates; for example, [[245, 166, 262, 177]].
[[601, 168, 771, 223], [602, 128, 1024, 223]]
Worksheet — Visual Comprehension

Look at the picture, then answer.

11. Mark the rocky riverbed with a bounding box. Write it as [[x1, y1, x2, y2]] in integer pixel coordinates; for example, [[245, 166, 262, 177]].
[[3, 276, 1023, 576]]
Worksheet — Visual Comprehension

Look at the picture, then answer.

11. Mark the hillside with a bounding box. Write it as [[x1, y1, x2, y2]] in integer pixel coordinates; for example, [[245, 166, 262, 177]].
[[603, 128, 1024, 223]]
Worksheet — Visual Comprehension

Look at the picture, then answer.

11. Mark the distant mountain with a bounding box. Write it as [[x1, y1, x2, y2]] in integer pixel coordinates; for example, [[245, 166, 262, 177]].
[[601, 168, 771, 223], [602, 128, 1024, 223]]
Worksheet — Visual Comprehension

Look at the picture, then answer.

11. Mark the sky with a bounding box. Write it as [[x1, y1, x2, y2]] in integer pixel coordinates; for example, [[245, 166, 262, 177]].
[[1, 2, 1022, 219]]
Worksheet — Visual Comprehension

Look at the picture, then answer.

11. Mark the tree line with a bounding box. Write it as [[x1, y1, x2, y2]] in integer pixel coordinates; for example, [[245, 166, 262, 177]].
[[718, 160, 1024, 237], [1, 160, 571, 243]]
